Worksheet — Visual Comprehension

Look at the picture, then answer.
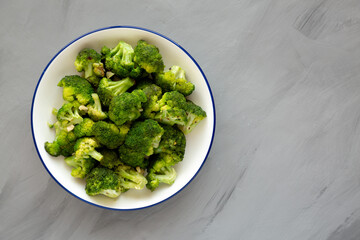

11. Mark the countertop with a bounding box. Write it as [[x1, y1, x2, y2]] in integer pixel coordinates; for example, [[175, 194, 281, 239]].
[[1, 0, 360, 239]]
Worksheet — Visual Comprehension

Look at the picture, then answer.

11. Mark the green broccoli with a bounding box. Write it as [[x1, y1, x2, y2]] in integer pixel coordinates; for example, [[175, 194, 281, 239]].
[[154, 91, 188, 126], [74, 48, 105, 86], [44, 121, 77, 157], [57, 75, 94, 105], [56, 102, 83, 126], [99, 149, 122, 169], [118, 145, 148, 169], [136, 80, 162, 119], [101, 41, 144, 79], [97, 77, 135, 107], [155, 66, 195, 96], [73, 118, 95, 138], [74, 137, 103, 161], [178, 100, 207, 134], [108, 89, 147, 126], [154, 124, 186, 160], [115, 164, 147, 190], [125, 119, 164, 157], [87, 93, 107, 121], [85, 167, 123, 198], [146, 157, 177, 192], [134, 40, 165, 74], [92, 121, 130, 149], [64, 155, 97, 179]]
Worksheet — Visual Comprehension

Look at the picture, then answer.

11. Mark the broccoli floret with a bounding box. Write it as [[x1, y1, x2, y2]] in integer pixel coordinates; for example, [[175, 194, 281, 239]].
[[56, 102, 83, 125], [74, 137, 103, 161], [74, 48, 105, 86], [74, 118, 95, 138], [154, 91, 187, 126], [85, 167, 123, 198], [101, 41, 144, 79], [44, 121, 77, 157], [92, 121, 130, 149], [87, 93, 107, 121], [57, 75, 94, 105], [97, 77, 135, 107], [64, 155, 97, 179], [154, 124, 186, 160], [125, 119, 164, 156], [99, 149, 122, 169], [146, 162, 177, 192], [136, 80, 162, 119], [134, 40, 165, 74], [108, 89, 147, 126], [155, 66, 195, 96], [118, 145, 148, 168], [115, 164, 147, 190], [178, 100, 207, 134]]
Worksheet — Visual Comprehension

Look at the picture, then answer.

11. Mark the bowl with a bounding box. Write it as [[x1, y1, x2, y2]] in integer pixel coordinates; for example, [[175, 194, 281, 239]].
[[31, 26, 216, 210]]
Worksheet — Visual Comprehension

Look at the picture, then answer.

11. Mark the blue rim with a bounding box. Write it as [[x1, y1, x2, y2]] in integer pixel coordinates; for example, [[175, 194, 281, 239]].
[[31, 26, 216, 211]]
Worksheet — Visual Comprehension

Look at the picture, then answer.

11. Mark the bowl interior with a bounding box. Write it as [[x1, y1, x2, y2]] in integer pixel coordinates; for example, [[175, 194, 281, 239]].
[[32, 27, 215, 210]]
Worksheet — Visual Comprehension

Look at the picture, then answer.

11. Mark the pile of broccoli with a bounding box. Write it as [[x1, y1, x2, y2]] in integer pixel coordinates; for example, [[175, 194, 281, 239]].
[[45, 40, 206, 198]]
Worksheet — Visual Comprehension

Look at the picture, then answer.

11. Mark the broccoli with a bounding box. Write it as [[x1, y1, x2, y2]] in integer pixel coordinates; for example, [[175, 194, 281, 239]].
[[154, 91, 188, 126], [99, 149, 122, 169], [64, 155, 97, 179], [108, 89, 147, 126], [115, 164, 147, 190], [97, 77, 135, 107], [134, 40, 165, 74], [87, 93, 107, 121], [125, 119, 164, 156], [101, 41, 144, 79], [73, 118, 95, 138], [56, 102, 83, 126], [118, 145, 147, 168], [136, 80, 162, 119], [92, 121, 130, 149], [74, 48, 105, 86], [177, 100, 207, 134], [44, 121, 77, 157], [85, 167, 123, 198], [155, 66, 195, 96], [74, 137, 103, 161], [146, 157, 177, 192], [57, 75, 94, 105], [154, 124, 186, 160]]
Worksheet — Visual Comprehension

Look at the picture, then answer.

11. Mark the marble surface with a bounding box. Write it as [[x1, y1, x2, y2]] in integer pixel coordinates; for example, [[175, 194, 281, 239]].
[[1, 0, 360, 239]]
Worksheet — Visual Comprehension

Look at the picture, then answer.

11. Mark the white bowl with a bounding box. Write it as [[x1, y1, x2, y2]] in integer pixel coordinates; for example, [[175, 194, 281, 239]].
[[31, 26, 215, 210]]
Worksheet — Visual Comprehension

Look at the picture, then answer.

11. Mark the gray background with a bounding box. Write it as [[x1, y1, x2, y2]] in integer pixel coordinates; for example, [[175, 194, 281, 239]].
[[1, 0, 360, 239]]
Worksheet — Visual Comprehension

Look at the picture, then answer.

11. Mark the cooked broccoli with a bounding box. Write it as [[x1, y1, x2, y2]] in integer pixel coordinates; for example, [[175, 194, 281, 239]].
[[97, 77, 135, 107], [92, 121, 130, 149], [125, 119, 164, 156], [178, 100, 207, 134], [154, 91, 188, 126], [154, 124, 186, 160], [57, 75, 94, 105], [146, 157, 177, 192], [155, 66, 195, 96], [74, 48, 105, 86], [118, 145, 147, 169], [101, 41, 144, 79], [108, 89, 147, 126], [74, 118, 95, 138], [74, 137, 103, 161], [56, 102, 83, 125], [136, 80, 162, 119], [134, 40, 165, 74], [85, 167, 123, 198], [64, 155, 97, 179], [87, 93, 107, 121], [99, 149, 122, 169], [44, 121, 77, 157], [115, 164, 147, 190]]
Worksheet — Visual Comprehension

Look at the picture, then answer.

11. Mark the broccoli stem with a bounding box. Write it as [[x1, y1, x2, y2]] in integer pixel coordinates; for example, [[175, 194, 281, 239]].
[[88, 150, 103, 161]]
